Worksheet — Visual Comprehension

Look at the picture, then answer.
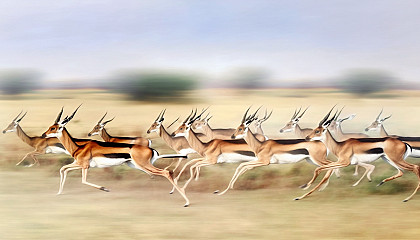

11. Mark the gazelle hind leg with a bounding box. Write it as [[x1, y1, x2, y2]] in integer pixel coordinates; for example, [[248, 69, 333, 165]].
[[352, 163, 375, 187], [28, 152, 41, 167], [16, 151, 37, 166], [81, 168, 110, 192], [353, 165, 359, 176], [181, 161, 213, 191]]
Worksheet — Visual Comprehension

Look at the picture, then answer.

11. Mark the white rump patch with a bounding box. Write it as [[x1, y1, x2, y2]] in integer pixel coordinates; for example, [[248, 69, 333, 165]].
[[89, 157, 130, 168], [217, 153, 256, 163], [45, 146, 69, 155]]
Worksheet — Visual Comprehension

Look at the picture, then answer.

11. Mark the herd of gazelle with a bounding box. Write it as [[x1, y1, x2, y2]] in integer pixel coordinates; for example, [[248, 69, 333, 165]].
[[3, 105, 420, 206]]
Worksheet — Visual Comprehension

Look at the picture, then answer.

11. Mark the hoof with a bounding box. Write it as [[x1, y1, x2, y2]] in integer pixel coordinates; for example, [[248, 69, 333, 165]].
[[213, 190, 219, 194], [100, 187, 110, 192], [299, 184, 307, 189], [169, 191, 174, 194], [377, 181, 384, 187], [368, 180, 372, 182], [403, 199, 409, 202], [184, 204, 189, 207], [294, 197, 300, 201]]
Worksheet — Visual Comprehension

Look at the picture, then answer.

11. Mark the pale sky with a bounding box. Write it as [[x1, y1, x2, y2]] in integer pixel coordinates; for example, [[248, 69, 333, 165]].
[[1, 0, 420, 82]]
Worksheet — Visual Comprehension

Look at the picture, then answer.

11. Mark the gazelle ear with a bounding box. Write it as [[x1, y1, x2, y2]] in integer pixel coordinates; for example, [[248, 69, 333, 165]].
[[347, 114, 356, 120]]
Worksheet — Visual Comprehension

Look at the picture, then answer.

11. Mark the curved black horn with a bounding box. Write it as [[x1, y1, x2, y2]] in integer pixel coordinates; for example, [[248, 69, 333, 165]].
[[335, 106, 345, 121], [55, 107, 64, 123], [102, 117, 115, 125], [183, 110, 193, 123], [381, 115, 392, 121], [376, 109, 383, 121], [155, 110, 163, 122], [13, 110, 23, 122], [242, 106, 251, 123], [319, 105, 336, 126], [98, 112, 107, 124], [160, 109, 166, 121], [16, 111, 27, 123], [67, 104, 82, 122], [262, 110, 273, 122], [167, 117, 180, 129], [297, 106, 309, 119]]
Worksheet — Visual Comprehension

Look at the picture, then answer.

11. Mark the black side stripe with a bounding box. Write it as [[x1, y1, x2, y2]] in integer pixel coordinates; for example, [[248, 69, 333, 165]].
[[103, 153, 131, 159], [288, 149, 309, 155], [365, 148, 384, 154], [234, 151, 256, 157]]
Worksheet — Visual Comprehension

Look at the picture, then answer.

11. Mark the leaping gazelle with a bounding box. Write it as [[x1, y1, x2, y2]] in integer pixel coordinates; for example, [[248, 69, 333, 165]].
[[2, 111, 88, 167], [216, 108, 336, 195], [43, 106, 191, 207], [88, 112, 151, 146], [295, 108, 419, 202]]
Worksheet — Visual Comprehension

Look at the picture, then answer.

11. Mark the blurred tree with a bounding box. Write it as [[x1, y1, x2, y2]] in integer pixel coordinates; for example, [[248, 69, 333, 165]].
[[113, 70, 198, 101], [0, 69, 42, 95], [230, 68, 269, 89], [337, 69, 396, 95]]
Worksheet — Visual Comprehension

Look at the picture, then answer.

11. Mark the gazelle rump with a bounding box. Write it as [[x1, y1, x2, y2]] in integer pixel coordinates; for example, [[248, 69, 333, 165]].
[[171, 109, 257, 192], [216, 107, 335, 195], [88, 112, 151, 146], [43, 106, 191, 207], [295, 108, 419, 202]]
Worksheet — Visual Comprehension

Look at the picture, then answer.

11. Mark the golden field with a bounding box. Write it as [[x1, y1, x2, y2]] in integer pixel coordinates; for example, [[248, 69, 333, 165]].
[[1, 89, 420, 239]]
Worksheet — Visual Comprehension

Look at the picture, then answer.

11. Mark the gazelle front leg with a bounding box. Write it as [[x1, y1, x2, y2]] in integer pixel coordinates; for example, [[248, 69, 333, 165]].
[[81, 168, 110, 192], [181, 161, 213, 191], [217, 161, 269, 196], [16, 150, 40, 166], [295, 169, 334, 200], [57, 162, 81, 195], [169, 158, 204, 194]]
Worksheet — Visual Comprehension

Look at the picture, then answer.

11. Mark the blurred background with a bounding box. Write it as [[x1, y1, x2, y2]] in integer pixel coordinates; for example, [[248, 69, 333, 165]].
[[1, 1, 420, 239]]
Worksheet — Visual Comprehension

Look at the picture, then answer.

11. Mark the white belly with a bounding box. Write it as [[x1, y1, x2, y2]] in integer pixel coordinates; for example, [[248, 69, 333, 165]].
[[270, 154, 307, 164], [217, 153, 257, 163], [89, 157, 129, 168], [350, 154, 382, 165], [409, 149, 420, 158], [45, 146, 69, 155], [179, 148, 196, 155]]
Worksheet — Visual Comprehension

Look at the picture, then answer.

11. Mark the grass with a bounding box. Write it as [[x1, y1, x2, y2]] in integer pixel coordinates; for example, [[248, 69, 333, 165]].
[[2, 88, 420, 239]]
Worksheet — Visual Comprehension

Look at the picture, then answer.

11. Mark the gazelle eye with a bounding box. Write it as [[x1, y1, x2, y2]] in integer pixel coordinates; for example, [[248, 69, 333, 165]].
[[315, 130, 320, 133], [51, 127, 56, 130]]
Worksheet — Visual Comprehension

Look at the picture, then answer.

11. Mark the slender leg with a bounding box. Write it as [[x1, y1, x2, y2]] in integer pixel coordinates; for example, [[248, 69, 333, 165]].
[[169, 158, 204, 194], [181, 161, 213, 191], [81, 168, 110, 192], [377, 170, 403, 186], [217, 161, 268, 196], [171, 157, 184, 173], [352, 163, 375, 187], [57, 163, 81, 194], [16, 151, 37, 166], [353, 165, 359, 176], [295, 169, 334, 200]]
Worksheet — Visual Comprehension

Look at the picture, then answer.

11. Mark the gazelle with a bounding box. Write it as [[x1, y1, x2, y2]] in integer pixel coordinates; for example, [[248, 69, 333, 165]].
[[216, 108, 336, 195], [328, 107, 370, 177], [279, 107, 312, 139], [43, 106, 190, 207], [88, 112, 151, 146], [365, 109, 420, 157], [171, 109, 257, 192], [146, 110, 197, 175], [295, 108, 419, 202], [191, 108, 267, 141], [2, 111, 88, 167]]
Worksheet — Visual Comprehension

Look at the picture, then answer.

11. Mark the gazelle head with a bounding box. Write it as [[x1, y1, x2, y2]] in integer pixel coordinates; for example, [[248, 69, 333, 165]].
[[88, 112, 115, 136], [305, 106, 335, 141], [42, 105, 81, 138], [328, 106, 356, 131], [3, 111, 27, 134], [231, 107, 260, 139], [279, 107, 309, 133], [146, 109, 166, 134], [190, 107, 211, 131], [253, 109, 272, 129], [364, 109, 391, 132], [172, 109, 206, 137]]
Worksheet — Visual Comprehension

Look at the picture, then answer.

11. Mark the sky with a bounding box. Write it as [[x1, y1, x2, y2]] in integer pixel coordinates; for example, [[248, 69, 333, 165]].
[[1, 0, 420, 82]]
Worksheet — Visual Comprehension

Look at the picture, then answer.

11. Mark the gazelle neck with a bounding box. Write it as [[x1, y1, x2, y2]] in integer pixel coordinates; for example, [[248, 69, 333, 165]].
[[201, 123, 214, 139], [244, 129, 263, 153], [324, 130, 341, 156], [58, 128, 80, 157], [254, 124, 264, 135], [15, 125, 34, 147], [101, 128, 112, 141], [159, 124, 176, 149], [295, 124, 305, 138], [379, 125, 389, 137], [185, 128, 206, 156]]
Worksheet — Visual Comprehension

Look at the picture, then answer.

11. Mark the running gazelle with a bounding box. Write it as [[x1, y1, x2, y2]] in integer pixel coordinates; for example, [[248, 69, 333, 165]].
[[43, 106, 191, 207], [296, 108, 418, 202]]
